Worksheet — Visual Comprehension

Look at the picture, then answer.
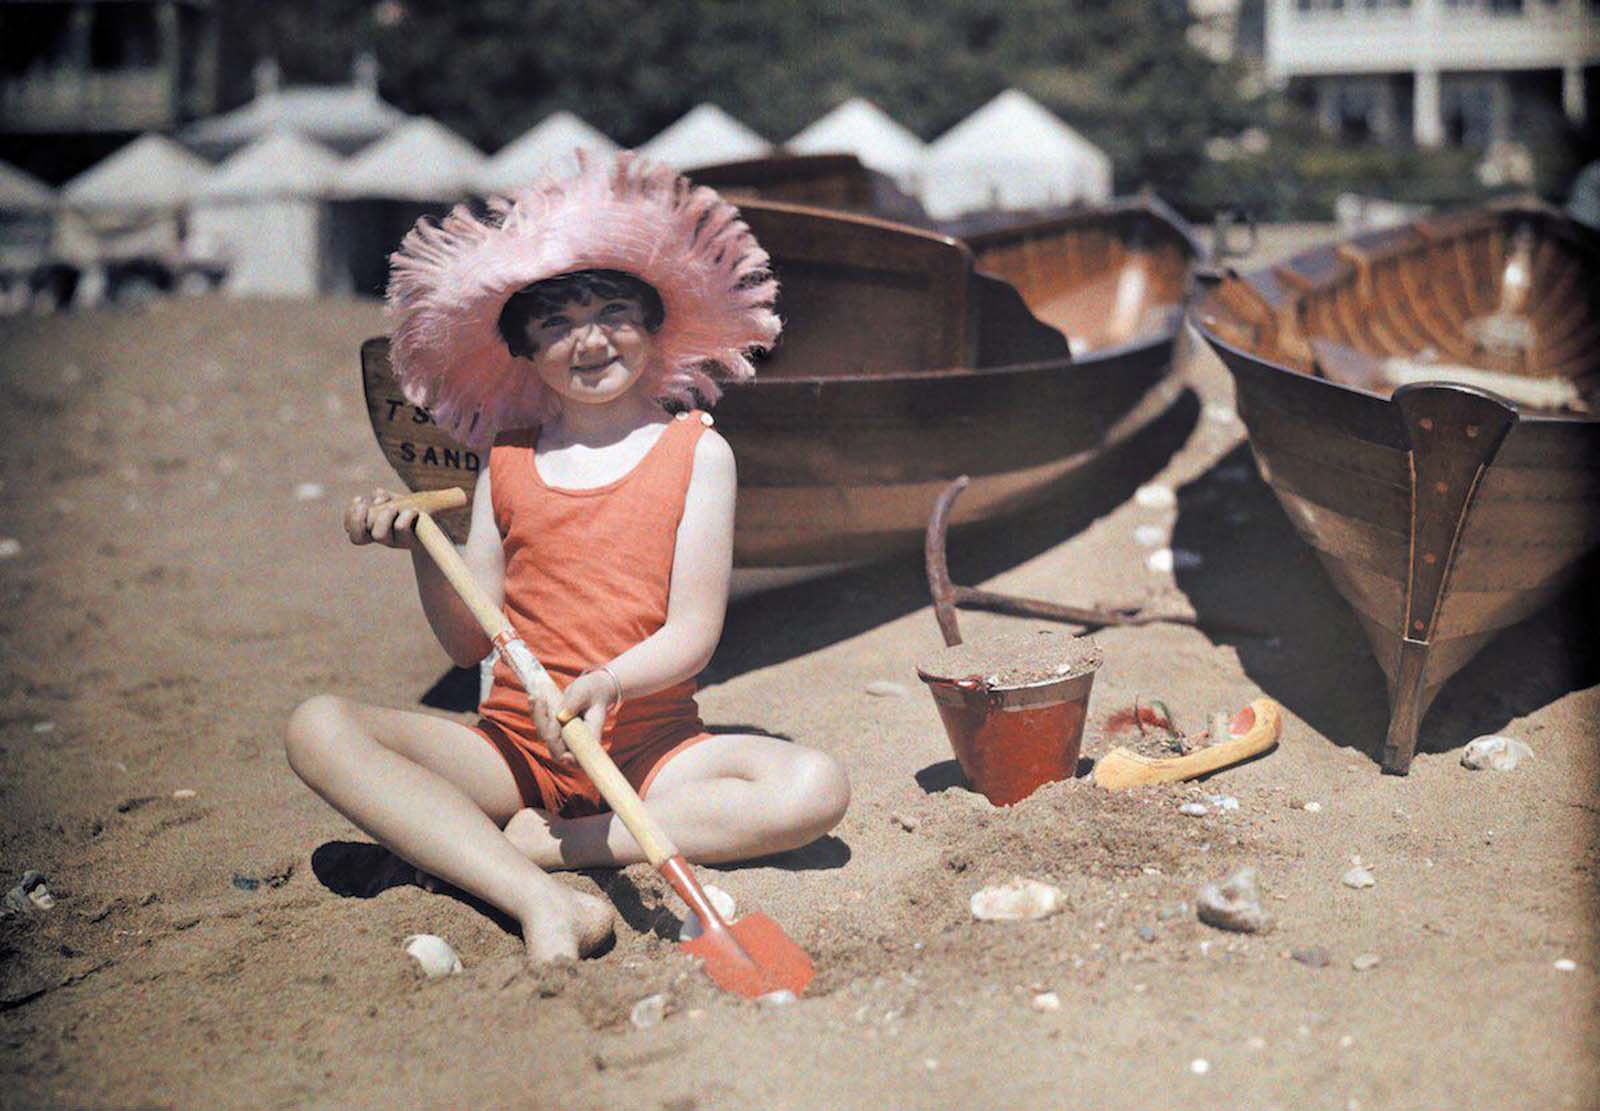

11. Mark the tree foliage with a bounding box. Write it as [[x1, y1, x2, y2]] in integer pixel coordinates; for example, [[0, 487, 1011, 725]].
[[216, 0, 1256, 200]]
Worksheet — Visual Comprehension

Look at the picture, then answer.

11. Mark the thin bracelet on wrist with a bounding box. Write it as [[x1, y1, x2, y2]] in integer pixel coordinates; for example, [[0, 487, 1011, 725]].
[[596, 664, 625, 713]]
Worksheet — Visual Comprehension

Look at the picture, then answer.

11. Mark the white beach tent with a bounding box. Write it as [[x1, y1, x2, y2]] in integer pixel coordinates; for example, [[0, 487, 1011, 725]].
[[0, 159, 57, 246], [190, 130, 343, 297], [921, 89, 1112, 221], [60, 132, 210, 213], [0, 160, 58, 312], [638, 104, 771, 170], [330, 117, 485, 296], [0, 159, 56, 215], [335, 116, 486, 202], [181, 57, 409, 160], [788, 98, 926, 195], [477, 111, 619, 195], [56, 133, 212, 268]]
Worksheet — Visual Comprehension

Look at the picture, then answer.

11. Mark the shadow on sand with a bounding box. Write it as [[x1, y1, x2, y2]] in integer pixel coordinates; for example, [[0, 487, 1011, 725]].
[[1170, 443, 1600, 765], [310, 830, 848, 946]]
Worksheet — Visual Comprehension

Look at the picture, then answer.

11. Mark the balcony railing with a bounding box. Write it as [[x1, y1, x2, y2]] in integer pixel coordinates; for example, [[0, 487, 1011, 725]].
[[1268, 0, 1600, 75], [0, 69, 176, 133]]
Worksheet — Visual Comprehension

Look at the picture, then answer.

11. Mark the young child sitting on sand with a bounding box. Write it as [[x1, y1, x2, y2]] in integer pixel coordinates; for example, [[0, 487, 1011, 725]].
[[285, 155, 851, 964]]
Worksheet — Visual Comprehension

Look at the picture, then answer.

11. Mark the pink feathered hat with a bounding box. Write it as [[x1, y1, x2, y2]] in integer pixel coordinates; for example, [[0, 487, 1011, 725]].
[[385, 151, 781, 446]]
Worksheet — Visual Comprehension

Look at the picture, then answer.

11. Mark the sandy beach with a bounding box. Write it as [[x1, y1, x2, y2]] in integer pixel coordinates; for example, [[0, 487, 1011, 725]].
[[2, 225, 1596, 1109]]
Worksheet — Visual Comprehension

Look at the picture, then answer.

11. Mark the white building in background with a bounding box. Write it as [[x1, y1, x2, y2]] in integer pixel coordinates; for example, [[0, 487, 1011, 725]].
[[1265, 0, 1599, 147], [477, 111, 618, 195], [787, 98, 927, 195], [190, 131, 342, 297], [638, 104, 771, 169], [336, 117, 485, 202], [921, 89, 1112, 221]]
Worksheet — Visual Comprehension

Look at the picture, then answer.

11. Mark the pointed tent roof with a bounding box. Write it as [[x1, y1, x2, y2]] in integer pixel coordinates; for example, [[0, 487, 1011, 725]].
[[196, 130, 344, 201], [477, 111, 619, 195], [61, 133, 212, 210], [638, 104, 770, 170], [788, 98, 926, 181], [182, 84, 409, 159], [336, 117, 486, 201], [0, 159, 56, 211], [923, 89, 1112, 218]]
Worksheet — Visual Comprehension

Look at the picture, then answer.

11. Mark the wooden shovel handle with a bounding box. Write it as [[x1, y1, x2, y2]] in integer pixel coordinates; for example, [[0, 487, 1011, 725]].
[[386, 487, 470, 516], [406, 501, 679, 866], [556, 714, 676, 866], [411, 511, 511, 641]]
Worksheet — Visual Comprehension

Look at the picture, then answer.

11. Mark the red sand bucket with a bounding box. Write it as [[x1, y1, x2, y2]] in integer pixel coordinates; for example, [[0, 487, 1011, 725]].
[[917, 666, 1100, 806]]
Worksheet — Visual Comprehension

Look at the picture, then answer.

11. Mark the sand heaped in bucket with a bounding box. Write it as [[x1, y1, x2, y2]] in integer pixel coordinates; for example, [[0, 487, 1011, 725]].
[[916, 628, 1102, 690]]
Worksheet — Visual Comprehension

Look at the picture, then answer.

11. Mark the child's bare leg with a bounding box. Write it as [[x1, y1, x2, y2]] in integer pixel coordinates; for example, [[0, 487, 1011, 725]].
[[285, 695, 613, 960], [505, 734, 849, 870]]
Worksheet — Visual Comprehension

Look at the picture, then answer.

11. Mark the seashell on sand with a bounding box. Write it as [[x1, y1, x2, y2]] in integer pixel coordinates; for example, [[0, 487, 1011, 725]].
[[403, 934, 463, 979], [757, 990, 798, 1008], [1460, 735, 1532, 772], [970, 878, 1064, 922], [864, 680, 909, 698], [1196, 866, 1268, 933], [678, 883, 737, 941], [630, 992, 669, 1029], [1342, 866, 1376, 890]]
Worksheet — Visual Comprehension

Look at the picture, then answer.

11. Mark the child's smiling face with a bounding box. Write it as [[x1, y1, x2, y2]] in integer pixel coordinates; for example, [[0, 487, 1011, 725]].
[[521, 294, 654, 406]]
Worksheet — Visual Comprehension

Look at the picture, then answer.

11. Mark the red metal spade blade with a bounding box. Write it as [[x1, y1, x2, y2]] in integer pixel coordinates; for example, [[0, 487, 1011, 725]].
[[680, 912, 816, 999]]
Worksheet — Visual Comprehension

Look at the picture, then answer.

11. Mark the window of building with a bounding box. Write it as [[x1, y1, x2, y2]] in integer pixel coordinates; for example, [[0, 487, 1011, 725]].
[[1, 7, 73, 76], [89, 5, 162, 71]]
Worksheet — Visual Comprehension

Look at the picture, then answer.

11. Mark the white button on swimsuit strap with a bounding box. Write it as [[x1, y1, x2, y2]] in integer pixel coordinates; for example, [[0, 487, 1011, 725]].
[[674, 411, 688, 421], [699, 412, 714, 426]]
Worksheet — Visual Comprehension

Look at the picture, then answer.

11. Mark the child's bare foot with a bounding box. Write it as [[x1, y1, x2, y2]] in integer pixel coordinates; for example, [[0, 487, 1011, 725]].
[[504, 807, 561, 866], [520, 886, 614, 963]]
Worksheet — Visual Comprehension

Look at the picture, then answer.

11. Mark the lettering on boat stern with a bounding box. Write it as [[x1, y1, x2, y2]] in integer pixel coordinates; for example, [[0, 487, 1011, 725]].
[[377, 395, 482, 477]]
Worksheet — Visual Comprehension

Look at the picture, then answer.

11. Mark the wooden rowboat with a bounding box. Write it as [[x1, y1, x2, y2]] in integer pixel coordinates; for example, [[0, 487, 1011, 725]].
[[360, 195, 1201, 592], [1192, 199, 1600, 774]]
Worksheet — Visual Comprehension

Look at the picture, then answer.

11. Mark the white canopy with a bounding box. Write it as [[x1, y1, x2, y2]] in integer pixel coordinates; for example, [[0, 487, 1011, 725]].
[[61, 133, 211, 210], [196, 130, 344, 201], [0, 159, 56, 212], [182, 84, 408, 159], [922, 89, 1112, 219], [336, 117, 486, 201], [638, 104, 770, 170], [477, 111, 619, 194], [788, 98, 926, 191]]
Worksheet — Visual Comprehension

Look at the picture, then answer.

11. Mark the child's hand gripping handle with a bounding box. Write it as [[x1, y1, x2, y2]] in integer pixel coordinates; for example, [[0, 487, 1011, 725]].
[[400, 489, 680, 869]]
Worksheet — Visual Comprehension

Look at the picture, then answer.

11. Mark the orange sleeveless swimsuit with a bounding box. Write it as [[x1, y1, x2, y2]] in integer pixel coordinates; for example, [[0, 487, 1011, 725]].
[[471, 411, 715, 816]]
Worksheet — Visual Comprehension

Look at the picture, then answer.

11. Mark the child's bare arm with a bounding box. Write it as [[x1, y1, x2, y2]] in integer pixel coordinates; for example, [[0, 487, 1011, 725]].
[[344, 475, 504, 668], [559, 429, 734, 737]]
